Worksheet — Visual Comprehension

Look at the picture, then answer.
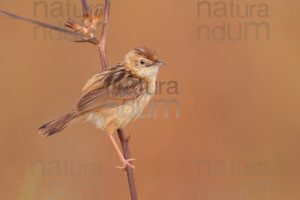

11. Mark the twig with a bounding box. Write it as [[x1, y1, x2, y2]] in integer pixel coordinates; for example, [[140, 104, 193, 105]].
[[81, 0, 90, 17], [96, 1, 139, 199], [117, 129, 139, 200], [0, 10, 97, 44], [97, 0, 110, 70]]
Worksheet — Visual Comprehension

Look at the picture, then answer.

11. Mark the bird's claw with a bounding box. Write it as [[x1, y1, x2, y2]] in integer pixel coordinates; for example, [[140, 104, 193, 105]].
[[116, 159, 136, 170]]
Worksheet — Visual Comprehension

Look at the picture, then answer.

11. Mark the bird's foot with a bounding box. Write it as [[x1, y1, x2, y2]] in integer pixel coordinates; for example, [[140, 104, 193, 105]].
[[116, 159, 136, 170]]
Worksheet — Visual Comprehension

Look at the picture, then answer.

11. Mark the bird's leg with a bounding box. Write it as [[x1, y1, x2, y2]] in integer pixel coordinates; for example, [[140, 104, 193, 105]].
[[108, 134, 135, 169]]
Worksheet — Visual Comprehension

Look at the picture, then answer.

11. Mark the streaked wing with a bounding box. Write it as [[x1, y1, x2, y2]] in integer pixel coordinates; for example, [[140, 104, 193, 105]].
[[76, 66, 147, 115]]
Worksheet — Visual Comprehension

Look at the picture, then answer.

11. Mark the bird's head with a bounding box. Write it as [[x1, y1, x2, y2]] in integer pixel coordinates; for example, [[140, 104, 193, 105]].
[[124, 47, 165, 78]]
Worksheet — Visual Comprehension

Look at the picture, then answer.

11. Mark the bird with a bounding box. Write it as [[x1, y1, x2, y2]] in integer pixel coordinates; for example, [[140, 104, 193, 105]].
[[39, 47, 165, 169]]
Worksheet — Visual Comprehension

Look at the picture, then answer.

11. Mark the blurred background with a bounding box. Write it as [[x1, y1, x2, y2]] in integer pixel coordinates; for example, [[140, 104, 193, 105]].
[[0, 0, 299, 199]]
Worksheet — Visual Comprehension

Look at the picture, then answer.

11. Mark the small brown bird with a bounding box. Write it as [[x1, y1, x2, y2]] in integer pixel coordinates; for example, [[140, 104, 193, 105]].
[[39, 47, 164, 169]]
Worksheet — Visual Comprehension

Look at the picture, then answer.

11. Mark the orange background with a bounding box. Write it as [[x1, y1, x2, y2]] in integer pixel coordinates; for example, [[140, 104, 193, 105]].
[[0, 0, 300, 199]]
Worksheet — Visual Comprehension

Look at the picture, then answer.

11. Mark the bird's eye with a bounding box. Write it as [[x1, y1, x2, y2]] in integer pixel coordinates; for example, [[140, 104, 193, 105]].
[[140, 60, 146, 65]]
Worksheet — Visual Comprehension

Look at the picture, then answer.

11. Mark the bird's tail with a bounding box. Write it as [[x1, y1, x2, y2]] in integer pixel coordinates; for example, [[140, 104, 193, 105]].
[[39, 110, 77, 136]]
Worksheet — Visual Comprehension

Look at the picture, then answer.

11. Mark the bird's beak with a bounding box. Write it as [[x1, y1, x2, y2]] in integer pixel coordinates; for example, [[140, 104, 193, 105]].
[[154, 60, 166, 66]]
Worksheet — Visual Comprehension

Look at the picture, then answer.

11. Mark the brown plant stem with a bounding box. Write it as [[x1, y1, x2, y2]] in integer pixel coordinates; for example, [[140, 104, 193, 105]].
[[97, 0, 110, 70], [81, 0, 90, 17], [96, 0, 139, 199], [0, 9, 96, 43], [117, 129, 139, 200]]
